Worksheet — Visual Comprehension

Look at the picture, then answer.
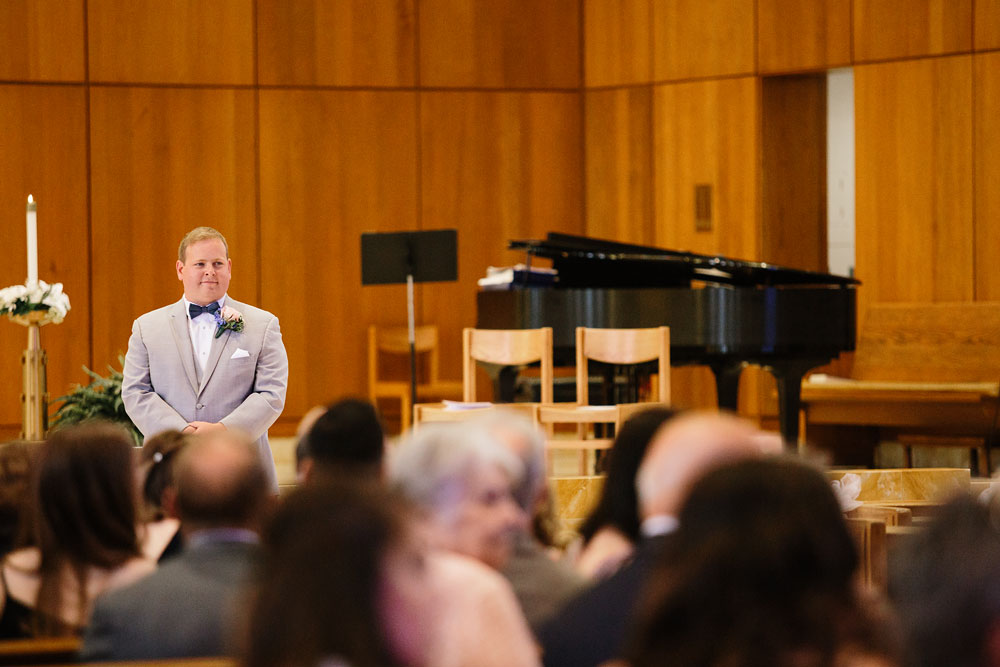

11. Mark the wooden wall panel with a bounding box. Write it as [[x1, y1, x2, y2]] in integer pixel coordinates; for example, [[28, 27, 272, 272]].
[[0, 0, 85, 81], [584, 88, 653, 244], [760, 76, 827, 271], [757, 0, 850, 73], [0, 85, 89, 436], [653, 77, 760, 260], [259, 90, 417, 417], [89, 88, 259, 374], [854, 0, 973, 62], [976, 0, 1000, 50], [583, 0, 651, 87], [653, 0, 754, 81], [88, 0, 254, 84], [855, 57, 974, 307], [257, 0, 416, 87], [420, 92, 583, 384], [976, 52, 1000, 300], [653, 77, 760, 413], [419, 0, 580, 88]]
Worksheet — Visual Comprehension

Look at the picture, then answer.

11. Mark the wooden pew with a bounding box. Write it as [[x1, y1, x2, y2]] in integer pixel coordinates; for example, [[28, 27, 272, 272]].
[[801, 302, 1000, 470]]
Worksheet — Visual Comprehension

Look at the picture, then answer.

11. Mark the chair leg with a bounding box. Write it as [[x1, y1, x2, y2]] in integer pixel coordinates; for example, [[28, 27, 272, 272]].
[[400, 393, 411, 434], [902, 445, 913, 468]]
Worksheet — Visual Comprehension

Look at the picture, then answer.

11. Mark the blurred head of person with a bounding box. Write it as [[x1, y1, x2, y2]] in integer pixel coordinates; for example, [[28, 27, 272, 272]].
[[0, 440, 35, 556], [173, 430, 270, 535], [297, 398, 386, 484], [28, 421, 143, 633], [137, 430, 190, 521], [390, 422, 526, 570], [245, 482, 437, 667], [628, 456, 895, 667]]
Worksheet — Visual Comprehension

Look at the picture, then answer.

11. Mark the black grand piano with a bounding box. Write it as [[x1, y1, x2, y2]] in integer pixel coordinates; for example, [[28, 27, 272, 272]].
[[476, 233, 859, 447]]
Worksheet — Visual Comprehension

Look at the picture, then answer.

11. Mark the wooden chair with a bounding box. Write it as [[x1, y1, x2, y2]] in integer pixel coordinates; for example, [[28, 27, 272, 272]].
[[462, 327, 554, 403], [412, 402, 537, 430], [368, 324, 463, 433], [539, 402, 668, 475], [845, 517, 888, 591], [575, 326, 671, 405], [543, 327, 670, 475]]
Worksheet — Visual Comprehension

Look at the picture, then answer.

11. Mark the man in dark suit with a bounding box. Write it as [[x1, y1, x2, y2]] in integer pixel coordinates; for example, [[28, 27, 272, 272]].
[[539, 411, 773, 667], [81, 430, 270, 660]]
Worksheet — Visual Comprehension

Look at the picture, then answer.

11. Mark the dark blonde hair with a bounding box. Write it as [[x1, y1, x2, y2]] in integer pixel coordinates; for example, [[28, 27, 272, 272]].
[[178, 227, 229, 263]]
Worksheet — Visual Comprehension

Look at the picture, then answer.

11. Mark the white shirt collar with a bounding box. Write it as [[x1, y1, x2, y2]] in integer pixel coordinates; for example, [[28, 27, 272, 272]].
[[640, 514, 679, 538]]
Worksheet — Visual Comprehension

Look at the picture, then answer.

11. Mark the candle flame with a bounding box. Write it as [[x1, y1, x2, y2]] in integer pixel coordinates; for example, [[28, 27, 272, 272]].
[[27, 194, 33, 204]]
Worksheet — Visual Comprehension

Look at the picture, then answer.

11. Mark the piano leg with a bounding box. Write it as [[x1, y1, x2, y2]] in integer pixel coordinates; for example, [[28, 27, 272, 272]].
[[769, 361, 824, 451], [709, 363, 744, 412]]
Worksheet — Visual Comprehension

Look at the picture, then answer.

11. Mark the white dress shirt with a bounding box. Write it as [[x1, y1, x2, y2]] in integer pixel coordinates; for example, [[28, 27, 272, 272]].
[[183, 295, 226, 375]]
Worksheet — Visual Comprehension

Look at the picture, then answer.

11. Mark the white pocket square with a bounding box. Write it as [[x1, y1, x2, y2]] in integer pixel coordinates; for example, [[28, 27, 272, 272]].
[[231, 348, 250, 359]]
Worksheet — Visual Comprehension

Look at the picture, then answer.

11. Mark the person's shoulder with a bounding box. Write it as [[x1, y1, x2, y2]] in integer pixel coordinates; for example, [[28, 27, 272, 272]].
[[134, 301, 182, 324], [225, 298, 277, 324]]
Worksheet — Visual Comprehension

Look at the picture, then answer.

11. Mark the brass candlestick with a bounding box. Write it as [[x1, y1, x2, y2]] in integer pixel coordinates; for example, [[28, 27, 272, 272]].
[[13, 311, 49, 441]]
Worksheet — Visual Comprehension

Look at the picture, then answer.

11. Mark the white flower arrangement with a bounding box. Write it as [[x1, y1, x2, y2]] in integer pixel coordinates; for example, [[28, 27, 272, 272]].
[[0, 280, 71, 326]]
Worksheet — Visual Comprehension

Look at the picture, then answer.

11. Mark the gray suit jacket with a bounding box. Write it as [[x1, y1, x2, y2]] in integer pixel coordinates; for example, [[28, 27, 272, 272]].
[[81, 540, 259, 661], [122, 297, 287, 489]]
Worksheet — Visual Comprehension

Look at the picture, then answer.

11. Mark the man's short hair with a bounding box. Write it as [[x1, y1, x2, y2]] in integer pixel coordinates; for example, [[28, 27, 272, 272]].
[[302, 399, 385, 470], [174, 431, 268, 528], [178, 227, 229, 263]]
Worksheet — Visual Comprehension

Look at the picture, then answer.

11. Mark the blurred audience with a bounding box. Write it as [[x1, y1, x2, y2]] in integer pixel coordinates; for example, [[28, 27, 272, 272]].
[[890, 493, 1000, 667], [0, 441, 34, 558], [625, 456, 899, 667], [391, 422, 540, 666], [245, 482, 436, 667], [539, 411, 767, 667], [571, 407, 675, 579], [298, 398, 386, 484], [82, 430, 270, 660], [0, 422, 154, 637], [135, 429, 190, 562], [478, 410, 585, 634]]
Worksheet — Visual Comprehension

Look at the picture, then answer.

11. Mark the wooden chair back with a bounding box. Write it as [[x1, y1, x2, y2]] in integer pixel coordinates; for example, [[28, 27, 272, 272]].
[[575, 327, 670, 404], [463, 327, 553, 403]]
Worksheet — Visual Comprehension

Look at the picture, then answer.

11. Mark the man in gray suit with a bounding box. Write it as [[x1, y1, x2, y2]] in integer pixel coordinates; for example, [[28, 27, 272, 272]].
[[81, 430, 270, 660], [123, 226, 288, 490]]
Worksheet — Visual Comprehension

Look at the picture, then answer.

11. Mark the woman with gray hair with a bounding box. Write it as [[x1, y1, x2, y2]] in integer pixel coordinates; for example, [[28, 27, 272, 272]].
[[390, 421, 526, 570], [389, 422, 541, 667]]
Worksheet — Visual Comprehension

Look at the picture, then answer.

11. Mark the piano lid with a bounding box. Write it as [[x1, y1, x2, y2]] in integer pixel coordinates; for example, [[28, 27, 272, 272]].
[[509, 232, 861, 289]]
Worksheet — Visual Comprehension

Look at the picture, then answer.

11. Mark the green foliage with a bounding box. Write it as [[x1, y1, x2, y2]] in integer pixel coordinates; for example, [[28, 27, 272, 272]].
[[51, 354, 142, 446]]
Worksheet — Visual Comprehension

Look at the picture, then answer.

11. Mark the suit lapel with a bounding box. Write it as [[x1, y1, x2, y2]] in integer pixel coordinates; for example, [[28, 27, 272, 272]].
[[168, 300, 199, 395], [199, 328, 231, 396]]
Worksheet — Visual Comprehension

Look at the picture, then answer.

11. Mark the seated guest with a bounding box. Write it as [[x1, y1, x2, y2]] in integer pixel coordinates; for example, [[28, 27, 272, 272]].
[[391, 423, 541, 666], [245, 482, 438, 667], [81, 430, 270, 660], [478, 411, 586, 634], [0, 422, 155, 637], [135, 429, 190, 562], [890, 493, 1000, 667], [298, 398, 386, 484], [572, 407, 675, 579], [0, 441, 34, 558], [625, 457, 898, 667], [539, 411, 767, 667]]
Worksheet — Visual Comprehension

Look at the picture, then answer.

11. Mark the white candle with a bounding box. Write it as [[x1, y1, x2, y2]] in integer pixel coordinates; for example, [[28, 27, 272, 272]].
[[26, 195, 37, 284]]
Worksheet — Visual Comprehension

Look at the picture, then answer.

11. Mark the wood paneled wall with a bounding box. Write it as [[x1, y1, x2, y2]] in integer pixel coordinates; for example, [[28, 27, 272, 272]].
[[1, 1, 998, 436]]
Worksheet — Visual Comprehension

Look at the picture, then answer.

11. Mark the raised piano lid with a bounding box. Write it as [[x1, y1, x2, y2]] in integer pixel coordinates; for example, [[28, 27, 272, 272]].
[[508, 232, 860, 289]]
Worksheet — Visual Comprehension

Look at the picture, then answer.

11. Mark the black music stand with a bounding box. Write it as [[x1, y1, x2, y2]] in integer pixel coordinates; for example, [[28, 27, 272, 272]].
[[361, 230, 458, 410]]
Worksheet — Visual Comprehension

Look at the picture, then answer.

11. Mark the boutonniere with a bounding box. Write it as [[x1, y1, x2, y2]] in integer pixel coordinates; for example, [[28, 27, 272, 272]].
[[214, 306, 245, 339]]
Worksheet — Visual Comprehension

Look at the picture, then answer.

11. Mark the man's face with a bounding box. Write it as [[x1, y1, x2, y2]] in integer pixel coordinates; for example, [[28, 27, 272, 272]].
[[176, 238, 231, 305]]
